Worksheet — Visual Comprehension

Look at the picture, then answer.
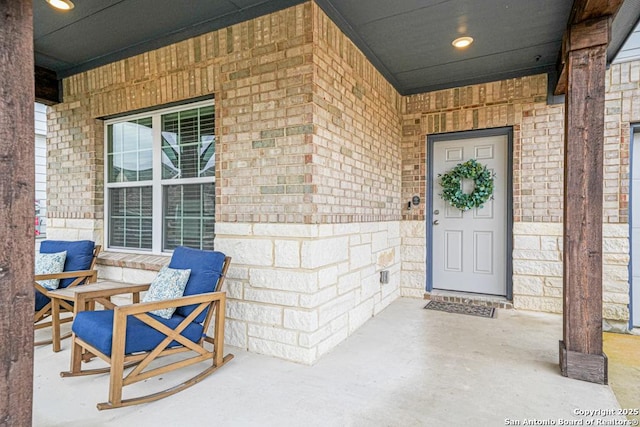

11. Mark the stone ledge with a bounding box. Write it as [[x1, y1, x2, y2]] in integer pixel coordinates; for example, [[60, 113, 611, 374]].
[[97, 252, 169, 271]]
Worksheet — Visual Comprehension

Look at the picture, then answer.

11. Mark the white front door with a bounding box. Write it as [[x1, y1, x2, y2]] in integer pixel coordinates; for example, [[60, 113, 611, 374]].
[[431, 134, 509, 296]]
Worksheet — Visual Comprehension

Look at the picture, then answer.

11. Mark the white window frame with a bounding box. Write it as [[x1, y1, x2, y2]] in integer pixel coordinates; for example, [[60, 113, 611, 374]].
[[104, 99, 215, 255]]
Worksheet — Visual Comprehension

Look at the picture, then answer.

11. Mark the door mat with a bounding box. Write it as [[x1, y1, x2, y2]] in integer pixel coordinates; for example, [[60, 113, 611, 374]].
[[424, 301, 496, 318]]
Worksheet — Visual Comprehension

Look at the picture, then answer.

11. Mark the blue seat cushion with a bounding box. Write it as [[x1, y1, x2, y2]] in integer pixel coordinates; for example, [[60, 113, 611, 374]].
[[72, 310, 204, 356], [35, 289, 50, 311], [168, 246, 225, 323], [40, 240, 95, 288]]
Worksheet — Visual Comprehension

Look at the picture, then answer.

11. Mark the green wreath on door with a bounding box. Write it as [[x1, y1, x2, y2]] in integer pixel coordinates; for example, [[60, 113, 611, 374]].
[[438, 159, 494, 211]]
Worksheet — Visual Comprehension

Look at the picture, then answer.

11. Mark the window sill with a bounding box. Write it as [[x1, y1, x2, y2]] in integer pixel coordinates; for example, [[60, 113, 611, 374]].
[[97, 252, 170, 272]]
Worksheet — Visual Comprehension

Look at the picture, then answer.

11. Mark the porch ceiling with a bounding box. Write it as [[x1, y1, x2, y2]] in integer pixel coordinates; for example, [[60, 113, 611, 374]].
[[34, 0, 640, 96]]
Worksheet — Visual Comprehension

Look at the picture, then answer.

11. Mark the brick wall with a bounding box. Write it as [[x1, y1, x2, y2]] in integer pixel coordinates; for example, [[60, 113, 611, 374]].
[[311, 6, 403, 223], [53, 3, 315, 228], [402, 74, 550, 222], [401, 63, 637, 225], [46, 98, 103, 242], [518, 103, 564, 222], [51, 1, 401, 228], [216, 5, 316, 223], [604, 61, 638, 224]]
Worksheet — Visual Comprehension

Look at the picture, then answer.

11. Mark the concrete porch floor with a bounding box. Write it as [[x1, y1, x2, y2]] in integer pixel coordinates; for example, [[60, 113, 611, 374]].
[[33, 298, 634, 426]]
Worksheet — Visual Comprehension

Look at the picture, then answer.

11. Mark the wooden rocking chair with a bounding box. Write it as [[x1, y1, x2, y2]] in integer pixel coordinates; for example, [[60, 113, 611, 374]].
[[34, 240, 101, 351], [61, 246, 233, 410]]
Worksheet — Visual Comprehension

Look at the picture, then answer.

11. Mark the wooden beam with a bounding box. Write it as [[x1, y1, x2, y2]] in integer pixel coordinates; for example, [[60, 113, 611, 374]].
[[569, 17, 610, 51], [570, 0, 623, 24], [35, 65, 61, 105], [555, 32, 569, 95], [555, 0, 623, 95], [0, 1, 35, 425], [559, 16, 609, 384]]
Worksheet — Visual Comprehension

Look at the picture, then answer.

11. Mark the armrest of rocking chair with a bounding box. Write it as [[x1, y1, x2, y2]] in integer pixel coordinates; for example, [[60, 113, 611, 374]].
[[34, 281, 50, 295], [35, 269, 98, 291], [114, 291, 226, 317], [108, 292, 227, 357]]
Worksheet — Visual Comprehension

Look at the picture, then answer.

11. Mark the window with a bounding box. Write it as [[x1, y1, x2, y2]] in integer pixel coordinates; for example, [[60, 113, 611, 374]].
[[105, 100, 215, 253]]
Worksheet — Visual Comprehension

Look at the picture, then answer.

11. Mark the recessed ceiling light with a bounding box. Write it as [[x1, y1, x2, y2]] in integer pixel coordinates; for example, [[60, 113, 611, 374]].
[[452, 36, 474, 49], [45, 0, 75, 11]]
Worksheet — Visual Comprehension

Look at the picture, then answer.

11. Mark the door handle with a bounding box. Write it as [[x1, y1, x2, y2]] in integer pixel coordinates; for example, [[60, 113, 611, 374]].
[[433, 220, 439, 225]]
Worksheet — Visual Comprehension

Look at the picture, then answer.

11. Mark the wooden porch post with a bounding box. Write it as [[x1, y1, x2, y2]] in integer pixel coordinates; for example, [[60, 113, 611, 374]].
[[558, 16, 610, 384], [0, 1, 35, 424]]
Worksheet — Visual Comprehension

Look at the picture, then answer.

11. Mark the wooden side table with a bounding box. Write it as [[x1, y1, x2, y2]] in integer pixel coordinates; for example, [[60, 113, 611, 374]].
[[48, 281, 151, 352]]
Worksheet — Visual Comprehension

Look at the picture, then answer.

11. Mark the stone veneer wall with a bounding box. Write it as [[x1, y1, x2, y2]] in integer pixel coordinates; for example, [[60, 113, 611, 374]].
[[46, 2, 404, 363], [512, 223, 629, 331], [401, 61, 639, 329], [215, 222, 399, 363]]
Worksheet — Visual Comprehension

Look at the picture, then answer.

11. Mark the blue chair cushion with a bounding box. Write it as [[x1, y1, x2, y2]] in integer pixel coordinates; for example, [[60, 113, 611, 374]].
[[72, 310, 204, 356], [168, 247, 225, 323], [35, 289, 50, 311], [40, 240, 95, 288]]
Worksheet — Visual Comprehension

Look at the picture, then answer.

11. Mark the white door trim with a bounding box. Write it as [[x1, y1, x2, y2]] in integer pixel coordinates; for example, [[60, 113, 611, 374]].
[[629, 126, 640, 328], [426, 128, 513, 299]]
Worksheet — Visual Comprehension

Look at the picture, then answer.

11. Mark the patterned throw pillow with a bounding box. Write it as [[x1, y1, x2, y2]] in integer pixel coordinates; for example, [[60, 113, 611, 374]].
[[35, 251, 67, 290], [143, 266, 191, 319]]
